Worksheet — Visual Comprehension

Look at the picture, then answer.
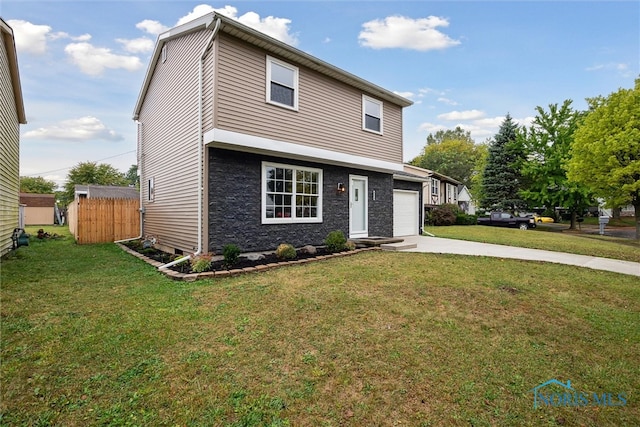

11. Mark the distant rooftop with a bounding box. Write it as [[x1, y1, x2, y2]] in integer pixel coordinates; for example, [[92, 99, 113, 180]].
[[74, 185, 139, 200]]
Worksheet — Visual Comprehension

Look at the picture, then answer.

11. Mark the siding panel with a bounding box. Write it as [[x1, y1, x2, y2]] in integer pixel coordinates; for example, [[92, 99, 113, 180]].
[[137, 29, 211, 252], [211, 34, 404, 164], [0, 35, 20, 256]]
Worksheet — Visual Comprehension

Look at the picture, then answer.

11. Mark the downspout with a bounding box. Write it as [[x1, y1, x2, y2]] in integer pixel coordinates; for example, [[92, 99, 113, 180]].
[[115, 121, 145, 243], [159, 17, 222, 270]]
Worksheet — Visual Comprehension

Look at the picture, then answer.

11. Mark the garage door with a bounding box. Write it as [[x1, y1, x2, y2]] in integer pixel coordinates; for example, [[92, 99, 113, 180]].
[[393, 190, 419, 236]]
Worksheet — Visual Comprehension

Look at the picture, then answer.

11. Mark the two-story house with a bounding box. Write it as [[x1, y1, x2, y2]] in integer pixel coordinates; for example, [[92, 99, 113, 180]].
[[133, 13, 420, 257], [1, 18, 27, 256]]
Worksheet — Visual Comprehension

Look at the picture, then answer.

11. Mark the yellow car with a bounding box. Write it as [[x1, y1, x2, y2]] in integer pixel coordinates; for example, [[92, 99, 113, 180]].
[[534, 215, 555, 223]]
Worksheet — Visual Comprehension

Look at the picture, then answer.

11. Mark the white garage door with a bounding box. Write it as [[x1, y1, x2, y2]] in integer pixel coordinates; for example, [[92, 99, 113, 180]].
[[393, 190, 419, 236]]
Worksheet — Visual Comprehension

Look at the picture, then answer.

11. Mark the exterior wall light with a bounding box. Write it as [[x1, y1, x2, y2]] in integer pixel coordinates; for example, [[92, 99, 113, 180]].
[[337, 183, 346, 194]]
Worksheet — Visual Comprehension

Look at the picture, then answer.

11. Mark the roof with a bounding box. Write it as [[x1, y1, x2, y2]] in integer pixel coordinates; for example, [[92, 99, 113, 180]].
[[75, 185, 139, 200], [133, 12, 412, 120], [393, 170, 429, 182], [19, 193, 55, 207], [403, 164, 462, 185], [0, 18, 26, 124]]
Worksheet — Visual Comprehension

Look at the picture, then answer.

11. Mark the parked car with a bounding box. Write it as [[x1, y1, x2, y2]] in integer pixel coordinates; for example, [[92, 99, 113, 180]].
[[534, 214, 555, 223], [477, 212, 537, 230]]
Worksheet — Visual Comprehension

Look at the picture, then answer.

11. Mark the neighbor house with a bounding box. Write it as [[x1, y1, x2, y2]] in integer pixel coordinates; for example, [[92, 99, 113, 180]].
[[133, 13, 420, 255], [403, 164, 462, 213], [0, 18, 27, 256], [19, 193, 55, 225]]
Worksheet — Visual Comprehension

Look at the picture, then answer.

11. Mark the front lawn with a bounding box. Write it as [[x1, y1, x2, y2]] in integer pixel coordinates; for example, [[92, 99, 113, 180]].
[[1, 226, 638, 425], [424, 225, 640, 263]]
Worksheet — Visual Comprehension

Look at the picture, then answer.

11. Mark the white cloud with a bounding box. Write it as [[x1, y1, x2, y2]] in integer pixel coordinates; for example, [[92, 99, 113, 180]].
[[418, 122, 447, 133], [437, 97, 458, 106], [586, 62, 632, 77], [136, 19, 170, 35], [8, 19, 51, 54], [394, 91, 415, 99], [359, 15, 461, 51], [64, 42, 143, 76], [23, 116, 124, 142], [438, 109, 485, 121], [174, 4, 299, 46], [116, 37, 155, 53], [50, 32, 92, 42]]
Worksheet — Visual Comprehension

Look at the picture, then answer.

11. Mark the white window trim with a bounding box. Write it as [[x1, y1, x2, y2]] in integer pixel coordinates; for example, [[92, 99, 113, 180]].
[[266, 56, 299, 111], [362, 95, 383, 135], [148, 177, 155, 202], [431, 178, 440, 196], [261, 161, 323, 224]]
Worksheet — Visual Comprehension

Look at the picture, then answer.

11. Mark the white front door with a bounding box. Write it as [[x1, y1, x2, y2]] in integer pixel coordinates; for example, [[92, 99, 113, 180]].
[[349, 175, 368, 238]]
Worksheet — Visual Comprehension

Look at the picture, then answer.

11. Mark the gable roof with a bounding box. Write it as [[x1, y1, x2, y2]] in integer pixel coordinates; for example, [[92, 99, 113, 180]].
[[19, 193, 55, 207], [75, 185, 139, 200], [133, 12, 412, 120], [0, 18, 26, 124], [403, 164, 462, 185]]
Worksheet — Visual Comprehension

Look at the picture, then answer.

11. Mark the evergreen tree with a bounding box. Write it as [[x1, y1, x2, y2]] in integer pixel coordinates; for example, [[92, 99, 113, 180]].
[[480, 114, 526, 211]]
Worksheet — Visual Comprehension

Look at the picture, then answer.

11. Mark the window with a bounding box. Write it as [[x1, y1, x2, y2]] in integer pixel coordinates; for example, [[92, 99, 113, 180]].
[[161, 45, 167, 63], [262, 162, 322, 223], [363, 96, 383, 134], [148, 177, 155, 202], [431, 178, 440, 196], [266, 56, 298, 110]]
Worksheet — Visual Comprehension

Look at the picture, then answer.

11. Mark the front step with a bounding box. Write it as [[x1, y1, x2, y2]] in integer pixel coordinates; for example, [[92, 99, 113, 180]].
[[380, 242, 417, 251]]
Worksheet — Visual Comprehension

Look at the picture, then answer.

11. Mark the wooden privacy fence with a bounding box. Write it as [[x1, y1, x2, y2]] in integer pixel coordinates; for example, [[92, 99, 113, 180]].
[[68, 198, 140, 244]]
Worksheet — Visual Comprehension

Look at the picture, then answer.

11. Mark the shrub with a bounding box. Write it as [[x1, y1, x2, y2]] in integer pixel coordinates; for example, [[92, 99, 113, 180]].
[[276, 243, 297, 260], [431, 204, 460, 226], [455, 213, 478, 225], [222, 244, 241, 268], [190, 253, 213, 273], [324, 230, 347, 253]]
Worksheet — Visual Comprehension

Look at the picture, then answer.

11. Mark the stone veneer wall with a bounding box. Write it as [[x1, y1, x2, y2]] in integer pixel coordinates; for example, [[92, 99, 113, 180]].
[[208, 148, 393, 252]]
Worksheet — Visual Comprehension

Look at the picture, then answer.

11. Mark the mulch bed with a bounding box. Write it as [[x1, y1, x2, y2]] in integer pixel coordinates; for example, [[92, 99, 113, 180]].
[[119, 240, 375, 281]]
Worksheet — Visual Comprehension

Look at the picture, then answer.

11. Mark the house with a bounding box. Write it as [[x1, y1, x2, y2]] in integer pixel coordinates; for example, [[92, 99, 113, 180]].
[[457, 185, 476, 215], [74, 184, 139, 200], [0, 18, 27, 256], [133, 12, 419, 256], [403, 164, 462, 213], [19, 193, 55, 225]]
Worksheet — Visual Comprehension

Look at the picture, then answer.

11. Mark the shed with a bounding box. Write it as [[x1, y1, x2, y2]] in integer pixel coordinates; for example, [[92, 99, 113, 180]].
[[19, 193, 55, 225]]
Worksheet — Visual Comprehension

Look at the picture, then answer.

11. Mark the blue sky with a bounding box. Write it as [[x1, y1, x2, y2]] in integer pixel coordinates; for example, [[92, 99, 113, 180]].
[[3, 0, 638, 188]]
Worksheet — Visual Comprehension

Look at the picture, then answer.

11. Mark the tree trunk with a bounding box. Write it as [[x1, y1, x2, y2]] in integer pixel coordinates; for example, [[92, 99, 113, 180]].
[[568, 210, 577, 230], [613, 207, 621, 219], [634, 202, 640, 241]]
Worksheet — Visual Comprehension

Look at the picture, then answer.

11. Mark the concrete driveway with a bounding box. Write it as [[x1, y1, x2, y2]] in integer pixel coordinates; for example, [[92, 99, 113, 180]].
[[382, 235, 640, 277]]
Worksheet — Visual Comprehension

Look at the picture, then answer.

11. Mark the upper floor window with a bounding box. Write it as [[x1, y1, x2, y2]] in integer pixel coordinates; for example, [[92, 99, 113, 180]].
[[266, 56, 298, 110], [431, 178, 440, 196], [363, 96, 383, 134]]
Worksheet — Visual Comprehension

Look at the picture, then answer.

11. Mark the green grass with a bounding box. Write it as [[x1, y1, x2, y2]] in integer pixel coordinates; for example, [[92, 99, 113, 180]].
[[580, 216, 637, 227], [1, 226, 639, 425], [424, 225, 640, 263]]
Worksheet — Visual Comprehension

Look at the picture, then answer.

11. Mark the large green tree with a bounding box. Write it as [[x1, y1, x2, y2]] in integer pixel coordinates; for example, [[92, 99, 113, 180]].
[[19, 176, 57, 194], [480, 114, 527, 211], [61, 162, 128, 206], [125, 164, 139, 188], [519, 100, 594, 229], [409, 126, 486, 187], [568, 79, 640, 239]]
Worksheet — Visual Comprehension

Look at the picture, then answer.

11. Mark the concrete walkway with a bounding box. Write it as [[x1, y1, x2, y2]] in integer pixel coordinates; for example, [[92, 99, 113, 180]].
[[382, 235, 640, 277]]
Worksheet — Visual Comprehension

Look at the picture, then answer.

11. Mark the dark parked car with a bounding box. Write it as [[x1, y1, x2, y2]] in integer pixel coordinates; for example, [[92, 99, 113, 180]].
[[477, 212, 536, 230]]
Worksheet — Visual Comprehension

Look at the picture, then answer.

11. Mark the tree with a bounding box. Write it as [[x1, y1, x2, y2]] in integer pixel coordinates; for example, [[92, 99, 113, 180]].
[[410, 126, 486, 187], [518, 100, 594, 229], [568, 79, 640, 239], [125, 164, 139, 188], [20, 176, 57, 194], [60, 162, 128, 206], [480, 114, 527, 211]]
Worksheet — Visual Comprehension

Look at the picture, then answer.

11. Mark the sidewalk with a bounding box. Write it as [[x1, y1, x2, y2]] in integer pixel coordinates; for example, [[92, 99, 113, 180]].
[[383, 235, 640, 277]]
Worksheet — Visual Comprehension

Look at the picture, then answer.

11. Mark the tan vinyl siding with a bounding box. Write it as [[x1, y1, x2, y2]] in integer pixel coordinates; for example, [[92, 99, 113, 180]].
[[0, 36, 20, 256], [212, 34, 404, 164], [137, 29, 210, 252]]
